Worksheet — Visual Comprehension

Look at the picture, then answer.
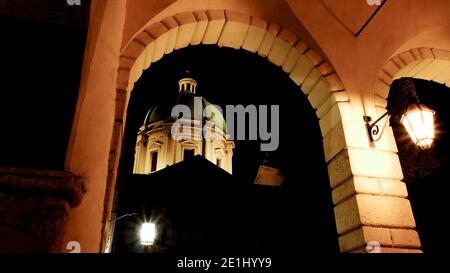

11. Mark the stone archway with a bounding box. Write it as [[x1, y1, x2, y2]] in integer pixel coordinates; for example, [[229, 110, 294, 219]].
[[362, 47, 450, 253], [375, 48, 450, 103], [104, 9, 354, 252], [373, 48, 450, 150]]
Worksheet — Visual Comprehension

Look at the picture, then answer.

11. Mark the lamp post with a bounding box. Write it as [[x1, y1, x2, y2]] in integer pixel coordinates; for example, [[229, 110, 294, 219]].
[[109, 212, 139, 223], [107, 213, 159, 252], [105, 212, 139, 253], [364, 78, 436, 149]]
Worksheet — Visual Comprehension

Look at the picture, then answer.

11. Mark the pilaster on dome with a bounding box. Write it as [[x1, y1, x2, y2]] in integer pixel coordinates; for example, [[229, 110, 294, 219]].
[[178, 78, 197, 94]]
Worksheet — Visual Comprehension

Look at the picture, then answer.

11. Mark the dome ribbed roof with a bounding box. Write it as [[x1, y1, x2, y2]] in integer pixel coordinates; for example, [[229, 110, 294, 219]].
[[143, 92, 228, 134]]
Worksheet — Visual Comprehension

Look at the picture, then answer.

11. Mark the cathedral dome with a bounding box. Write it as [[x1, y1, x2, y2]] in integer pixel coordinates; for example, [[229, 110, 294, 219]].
[[135, 77, 234, 175], [143, 80, 228, 134], [143, 104, 172, 125]]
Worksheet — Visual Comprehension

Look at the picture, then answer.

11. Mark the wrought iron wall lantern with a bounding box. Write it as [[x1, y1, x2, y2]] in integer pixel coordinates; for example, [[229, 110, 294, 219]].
[[364, 79, 436, 149]]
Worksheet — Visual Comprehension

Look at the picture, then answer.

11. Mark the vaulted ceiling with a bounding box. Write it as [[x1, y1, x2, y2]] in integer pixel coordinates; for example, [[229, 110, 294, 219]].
[[318, 0, 385, 36]]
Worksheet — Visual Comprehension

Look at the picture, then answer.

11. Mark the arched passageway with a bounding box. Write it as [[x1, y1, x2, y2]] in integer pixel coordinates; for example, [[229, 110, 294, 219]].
[[100, 9, 354, 253], [110, 45, 340, 254]]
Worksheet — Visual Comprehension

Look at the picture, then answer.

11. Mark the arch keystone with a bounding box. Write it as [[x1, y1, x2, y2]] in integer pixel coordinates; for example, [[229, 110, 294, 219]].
[[191, 11, 208, 45], [257, 22, 280, 57], [161, 16, 179, 54], [218, 11, 250, 49], [241, 16, 267, 53], [174, 12, 197, 50], [203, 10, 226, 45]]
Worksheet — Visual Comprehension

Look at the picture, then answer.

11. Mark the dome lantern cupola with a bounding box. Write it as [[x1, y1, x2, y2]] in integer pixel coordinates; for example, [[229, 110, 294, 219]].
[[178, 78, 197, 94]]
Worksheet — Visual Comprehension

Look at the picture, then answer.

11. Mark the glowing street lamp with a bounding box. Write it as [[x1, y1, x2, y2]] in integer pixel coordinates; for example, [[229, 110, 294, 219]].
[[364, 79, 436, 149], [140, 222, 156, 246], [400, 103, 435, 149]]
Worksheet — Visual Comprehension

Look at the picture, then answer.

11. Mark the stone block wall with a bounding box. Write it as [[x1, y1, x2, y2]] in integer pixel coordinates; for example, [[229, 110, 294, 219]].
[[0, 168, 83, 252]]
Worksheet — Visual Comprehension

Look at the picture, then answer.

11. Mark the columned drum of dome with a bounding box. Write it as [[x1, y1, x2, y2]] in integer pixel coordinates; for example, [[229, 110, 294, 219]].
[[133, 78, 234, 174]]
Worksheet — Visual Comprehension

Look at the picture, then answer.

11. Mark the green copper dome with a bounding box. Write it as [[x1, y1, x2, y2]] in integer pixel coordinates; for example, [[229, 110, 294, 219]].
[[143, 81, 228, 134]]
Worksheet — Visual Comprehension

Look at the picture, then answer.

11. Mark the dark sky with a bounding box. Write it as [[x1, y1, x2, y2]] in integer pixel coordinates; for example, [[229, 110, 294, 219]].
[[0, 14, 86, 170]]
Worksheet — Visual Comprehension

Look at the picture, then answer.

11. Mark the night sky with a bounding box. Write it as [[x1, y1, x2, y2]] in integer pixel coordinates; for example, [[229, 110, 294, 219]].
[[0, 14, 86, 170]]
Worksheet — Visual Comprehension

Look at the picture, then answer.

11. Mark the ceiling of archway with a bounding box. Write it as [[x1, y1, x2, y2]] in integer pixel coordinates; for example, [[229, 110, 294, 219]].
[[318, 0, 385, 35], [122, 0, 328, 61]]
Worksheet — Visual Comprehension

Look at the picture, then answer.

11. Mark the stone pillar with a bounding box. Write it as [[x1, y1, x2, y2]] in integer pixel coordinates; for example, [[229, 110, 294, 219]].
[[329, 152, 421, 253], [0, 168, 83, 252], [64, 0, 126, 252], [321, 101, 421, 253]]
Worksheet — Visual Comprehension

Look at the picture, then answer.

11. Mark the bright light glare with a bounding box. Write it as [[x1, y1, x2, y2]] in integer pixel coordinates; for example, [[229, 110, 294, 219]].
[[140, 222, 156, 246], [401, 103, 435, 149]]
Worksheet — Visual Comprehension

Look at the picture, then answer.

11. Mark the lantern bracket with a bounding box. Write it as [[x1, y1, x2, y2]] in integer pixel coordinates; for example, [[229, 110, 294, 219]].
[[108, 212, 139, 223], [363, 111, 391, 142], [363, 78, 435, 147]]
